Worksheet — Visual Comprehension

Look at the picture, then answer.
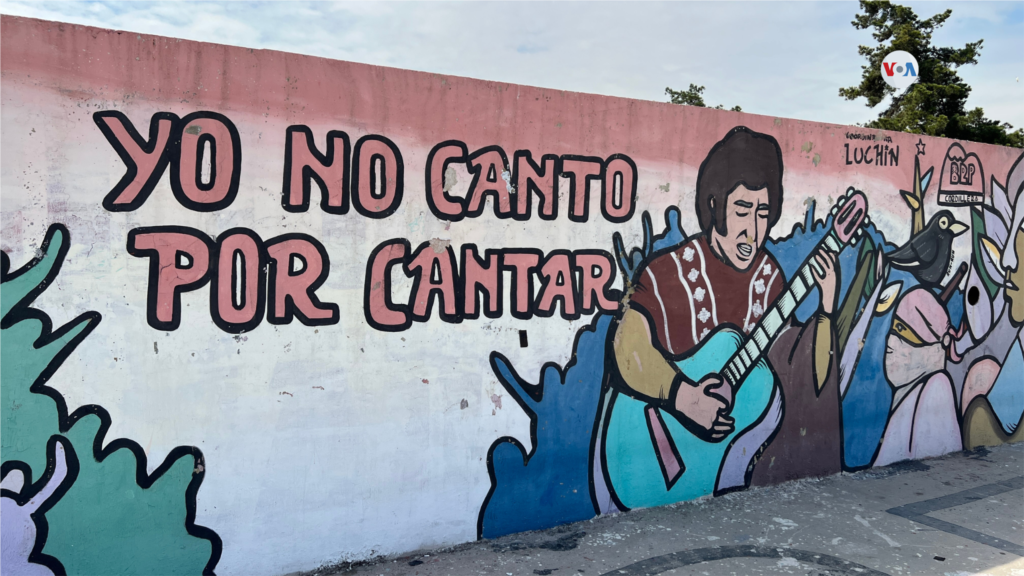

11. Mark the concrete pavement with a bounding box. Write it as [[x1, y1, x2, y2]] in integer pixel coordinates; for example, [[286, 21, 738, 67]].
[[303, 443, 1024, 576]]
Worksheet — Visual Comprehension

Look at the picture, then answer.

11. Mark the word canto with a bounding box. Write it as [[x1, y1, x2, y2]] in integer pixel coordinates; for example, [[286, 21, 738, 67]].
[[95, 110, 631, 333]]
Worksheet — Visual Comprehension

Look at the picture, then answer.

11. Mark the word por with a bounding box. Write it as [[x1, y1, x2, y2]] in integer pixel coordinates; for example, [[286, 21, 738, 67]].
[[128, 227, 338, 333]]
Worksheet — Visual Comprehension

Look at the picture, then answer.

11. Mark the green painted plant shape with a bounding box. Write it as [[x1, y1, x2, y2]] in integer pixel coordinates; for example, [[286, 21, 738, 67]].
[[1, 224, 222, 575]]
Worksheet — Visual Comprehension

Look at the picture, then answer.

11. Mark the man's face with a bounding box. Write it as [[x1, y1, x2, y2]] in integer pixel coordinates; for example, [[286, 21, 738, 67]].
[[709, 185, 770, 271]]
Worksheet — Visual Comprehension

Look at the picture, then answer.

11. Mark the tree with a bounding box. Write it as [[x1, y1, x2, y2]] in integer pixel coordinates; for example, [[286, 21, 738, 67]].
[[666, 84, 742, 112], [840, 0, 1023, 148]]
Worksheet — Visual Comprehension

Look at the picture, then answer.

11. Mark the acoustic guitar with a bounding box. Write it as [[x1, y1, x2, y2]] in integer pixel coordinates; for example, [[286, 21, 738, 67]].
[[600, 188, 869, 510]]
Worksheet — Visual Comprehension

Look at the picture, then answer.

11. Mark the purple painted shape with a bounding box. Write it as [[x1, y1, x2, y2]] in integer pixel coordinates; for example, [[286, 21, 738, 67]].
[[717, 386, 782, 493], [647, 406, 683, 486], [592, 388, 622, 515]]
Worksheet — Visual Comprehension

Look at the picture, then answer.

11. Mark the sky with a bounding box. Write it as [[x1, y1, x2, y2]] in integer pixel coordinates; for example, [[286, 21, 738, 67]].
[[1, 1, 1022, 130]]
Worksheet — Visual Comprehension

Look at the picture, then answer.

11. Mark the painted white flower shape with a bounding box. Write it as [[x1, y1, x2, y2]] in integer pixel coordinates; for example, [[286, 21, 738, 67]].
[[743, 321, 755, 333], [763, 262, 773, 276], [754, 278, 766, 294], [683, 246, 695, 262], [694, 287, 706, 302], [699, 327, 710, 341], [752, 301, 764, 317], [688, 269, 700, 282], [698, 308, 711, 323]]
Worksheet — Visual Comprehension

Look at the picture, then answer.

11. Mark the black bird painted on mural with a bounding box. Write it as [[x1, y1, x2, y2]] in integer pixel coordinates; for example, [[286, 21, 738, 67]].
[[888, 210, 968, 288]]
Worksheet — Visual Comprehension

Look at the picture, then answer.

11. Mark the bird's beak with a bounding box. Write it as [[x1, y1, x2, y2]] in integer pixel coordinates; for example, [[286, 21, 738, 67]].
[[949, 222, 969, 237]]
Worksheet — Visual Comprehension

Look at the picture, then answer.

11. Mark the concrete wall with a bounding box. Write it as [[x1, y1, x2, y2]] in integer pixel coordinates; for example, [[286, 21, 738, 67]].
[[1, 15, 1021, 576]]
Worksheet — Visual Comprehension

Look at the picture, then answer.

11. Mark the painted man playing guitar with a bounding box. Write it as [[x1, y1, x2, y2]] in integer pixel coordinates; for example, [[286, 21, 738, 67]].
[[603, 127, 858, 510]]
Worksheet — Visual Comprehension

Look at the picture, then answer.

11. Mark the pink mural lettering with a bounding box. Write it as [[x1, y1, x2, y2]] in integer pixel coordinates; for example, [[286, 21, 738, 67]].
[[514, 151, 558, 220], [266, 236, 339, 325], [352, 135, 404, 218], [408, 244, 458, 319], [575, 252, 618, 313], [93, 111, 176, 211], [283, 126, 350, 213], [172, 112, 241, 211], [364, 241, 410, 331], [466, 147, 513, 217], [503, 252, 541, 317], [214, 231, 263, 329], [426, 141, 468, 219], [602, 155, 637, 223], [128, 229, 212, 330], [463, 246, 500, 318], [537, 252, 577, 318], [561, 157, 603, 222]]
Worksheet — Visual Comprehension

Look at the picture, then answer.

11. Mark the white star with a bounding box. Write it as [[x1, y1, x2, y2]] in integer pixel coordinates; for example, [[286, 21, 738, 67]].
[[762, 262, 772, 276], [688, 269, 700, 282], [698, 308, 711, 323], [694, 287, 706, 302], [683, 246, 695, 262], [754, 278, 765, 294]]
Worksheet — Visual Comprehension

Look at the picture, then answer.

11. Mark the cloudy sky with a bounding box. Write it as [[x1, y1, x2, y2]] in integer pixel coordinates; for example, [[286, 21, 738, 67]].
[[2, 1, 1022, 129]]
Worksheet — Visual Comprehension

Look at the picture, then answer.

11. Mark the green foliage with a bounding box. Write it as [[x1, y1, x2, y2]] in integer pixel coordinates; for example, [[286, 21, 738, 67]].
[[1, 224, 219, 575], [1, 227, 95, 479], [839, 0, 1023, 147], [666, 84, 741, 112], [44, 415, 213, 575], [970, 209, 1000, 298]]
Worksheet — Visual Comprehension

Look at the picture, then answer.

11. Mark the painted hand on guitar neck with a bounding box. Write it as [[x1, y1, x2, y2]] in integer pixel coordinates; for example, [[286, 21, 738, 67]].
[[811, 248, 839, 315]]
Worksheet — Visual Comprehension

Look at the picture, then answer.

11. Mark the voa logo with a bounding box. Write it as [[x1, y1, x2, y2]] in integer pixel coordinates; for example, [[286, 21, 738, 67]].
[[881, 50, 919, 90]]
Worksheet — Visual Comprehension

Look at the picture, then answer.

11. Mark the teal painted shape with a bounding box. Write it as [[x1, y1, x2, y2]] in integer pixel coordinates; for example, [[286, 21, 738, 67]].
[[604, 328, 777, 509], [2, 315, 93, 478], [2, 224, 220, 575], [1, 226, 96, 481], [43, 415, 212, 576]]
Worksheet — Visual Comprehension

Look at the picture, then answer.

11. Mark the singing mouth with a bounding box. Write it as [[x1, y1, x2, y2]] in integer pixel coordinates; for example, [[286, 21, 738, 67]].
[[737, 243, 753, 259]]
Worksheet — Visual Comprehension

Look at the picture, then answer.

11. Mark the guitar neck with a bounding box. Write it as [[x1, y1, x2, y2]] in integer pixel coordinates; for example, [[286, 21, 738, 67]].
[[721, 231, 843, 388]]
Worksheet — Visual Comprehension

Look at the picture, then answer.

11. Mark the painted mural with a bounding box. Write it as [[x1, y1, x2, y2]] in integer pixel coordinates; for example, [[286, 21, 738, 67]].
[[478, 133, 1024, 538], [1, 15, 1022, 576]]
